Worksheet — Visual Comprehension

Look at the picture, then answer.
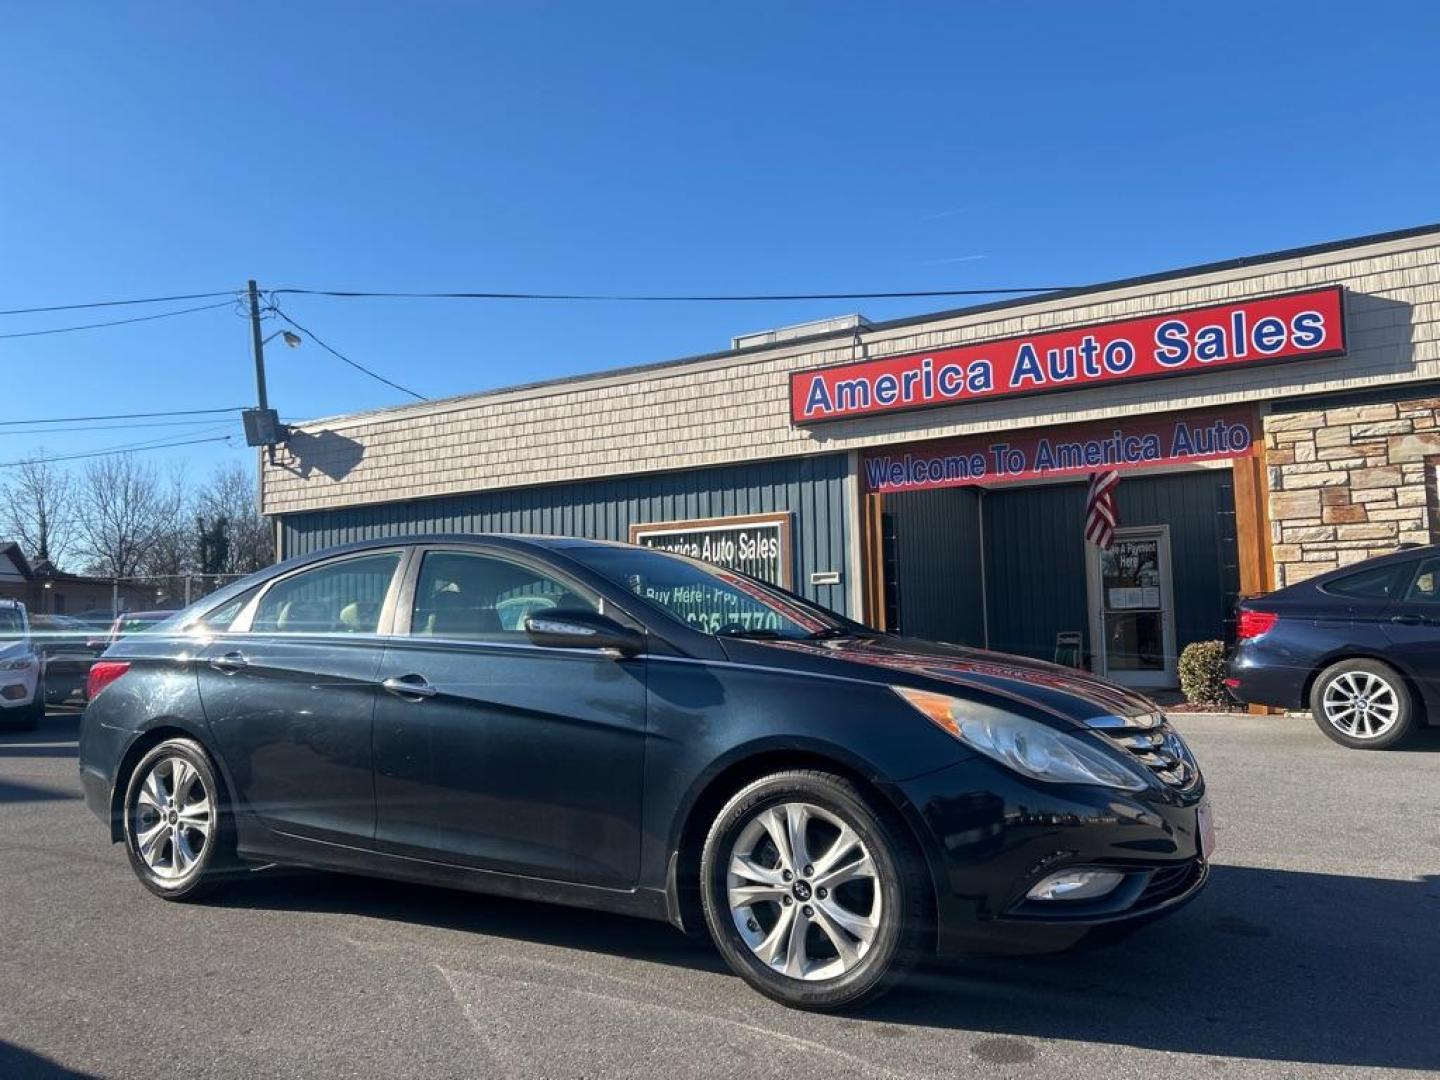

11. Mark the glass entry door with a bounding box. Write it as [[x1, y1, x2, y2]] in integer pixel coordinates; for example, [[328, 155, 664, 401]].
[[1087, 526, 1176, 688]]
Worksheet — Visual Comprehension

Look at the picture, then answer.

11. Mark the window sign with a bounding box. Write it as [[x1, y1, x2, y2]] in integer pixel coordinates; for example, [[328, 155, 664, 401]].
[[628, 512, 793, 589]]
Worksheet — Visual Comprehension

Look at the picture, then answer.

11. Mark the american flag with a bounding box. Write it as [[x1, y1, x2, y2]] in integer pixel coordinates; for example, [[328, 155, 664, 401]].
[[1084, 470, 1120, 549]]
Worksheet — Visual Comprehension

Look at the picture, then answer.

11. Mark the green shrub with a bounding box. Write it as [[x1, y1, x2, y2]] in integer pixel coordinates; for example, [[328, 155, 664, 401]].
[[1178, 640, 1230, 707]]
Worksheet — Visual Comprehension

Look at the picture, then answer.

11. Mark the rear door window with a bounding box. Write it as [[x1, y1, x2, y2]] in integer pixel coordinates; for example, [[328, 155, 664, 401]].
[[251, 553, 402, 635]]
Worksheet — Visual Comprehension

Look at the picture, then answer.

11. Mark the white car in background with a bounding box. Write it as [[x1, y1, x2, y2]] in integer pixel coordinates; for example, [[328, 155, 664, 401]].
[[0, 599, 44, 730]]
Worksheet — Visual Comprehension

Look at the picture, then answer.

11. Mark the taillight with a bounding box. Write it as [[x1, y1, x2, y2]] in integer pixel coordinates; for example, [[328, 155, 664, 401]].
[[1237, 610, 1278, 641], [87, 661, 131, 700]]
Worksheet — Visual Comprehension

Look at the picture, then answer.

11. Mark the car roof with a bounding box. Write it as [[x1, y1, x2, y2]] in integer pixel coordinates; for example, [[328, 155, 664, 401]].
[[1294, 543, 1440, 590], [1332, 544, 1438, 572]]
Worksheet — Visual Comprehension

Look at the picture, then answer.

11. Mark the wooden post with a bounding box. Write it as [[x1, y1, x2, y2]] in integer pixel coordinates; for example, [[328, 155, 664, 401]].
[[1232, 443, 1274, 598], [1232, 434, 1278, 713]]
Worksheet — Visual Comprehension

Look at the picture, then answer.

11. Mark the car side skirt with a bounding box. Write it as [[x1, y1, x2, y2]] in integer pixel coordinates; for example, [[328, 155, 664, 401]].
[[235, 830, 674, 924]]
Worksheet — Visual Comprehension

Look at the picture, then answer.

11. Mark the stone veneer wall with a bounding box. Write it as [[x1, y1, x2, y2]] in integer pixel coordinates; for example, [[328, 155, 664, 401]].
[[1265, 395, 1440, 587]]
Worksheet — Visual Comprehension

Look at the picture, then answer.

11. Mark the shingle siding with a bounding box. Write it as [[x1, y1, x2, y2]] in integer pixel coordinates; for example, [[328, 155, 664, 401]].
[[278, 454, 856, 617], [262, 231, 1440, 516]]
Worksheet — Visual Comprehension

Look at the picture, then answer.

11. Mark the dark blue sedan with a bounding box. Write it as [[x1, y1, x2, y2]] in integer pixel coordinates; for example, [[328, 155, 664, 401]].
[[1227, 545, 1440, 749], [79, 535, 1210, 1009]]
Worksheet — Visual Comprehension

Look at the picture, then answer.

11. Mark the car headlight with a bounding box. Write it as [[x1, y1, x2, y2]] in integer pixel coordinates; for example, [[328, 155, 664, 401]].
[[893, 687, 1149, 791], [0, 656, 35, 671]]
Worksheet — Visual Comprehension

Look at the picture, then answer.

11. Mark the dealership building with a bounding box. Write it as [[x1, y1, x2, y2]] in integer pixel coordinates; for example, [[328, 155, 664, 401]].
[[259, 224, 1440, 689]]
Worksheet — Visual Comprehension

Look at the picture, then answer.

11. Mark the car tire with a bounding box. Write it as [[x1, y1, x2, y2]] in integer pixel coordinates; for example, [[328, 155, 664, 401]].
[[26, 679, 46, 724], [122, 737, 234, 901], [699, 769, 928, 1011], [1310, 658, 1415, 750]]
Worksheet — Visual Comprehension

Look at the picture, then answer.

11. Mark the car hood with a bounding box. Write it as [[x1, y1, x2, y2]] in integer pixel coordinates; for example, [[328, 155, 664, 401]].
[[729, 633, 1160, 729], [0, 641, 34, 662]]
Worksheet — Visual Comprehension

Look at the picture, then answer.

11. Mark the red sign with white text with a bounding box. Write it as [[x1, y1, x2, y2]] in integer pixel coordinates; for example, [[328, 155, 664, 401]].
[[861, 408, 1257, 494], [791, 286, 1345, 424]]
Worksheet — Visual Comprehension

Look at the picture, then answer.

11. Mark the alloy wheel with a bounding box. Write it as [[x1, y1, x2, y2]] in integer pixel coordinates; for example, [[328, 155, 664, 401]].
[[131, 755, 213, 881], [726, 801, 881, 981], [1322, 670, 1400, 740]]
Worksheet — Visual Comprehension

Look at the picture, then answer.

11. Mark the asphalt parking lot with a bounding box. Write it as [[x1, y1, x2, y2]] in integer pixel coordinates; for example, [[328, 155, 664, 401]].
[[2, 710, 1438, 1080]]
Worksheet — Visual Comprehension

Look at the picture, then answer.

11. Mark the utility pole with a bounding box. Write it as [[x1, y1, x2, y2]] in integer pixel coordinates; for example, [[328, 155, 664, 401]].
[[247, 279, 269, 414], [241, 279, 285, 457]]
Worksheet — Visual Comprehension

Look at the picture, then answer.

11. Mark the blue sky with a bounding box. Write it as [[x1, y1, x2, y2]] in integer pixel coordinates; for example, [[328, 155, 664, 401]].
[[2, 2, 1437, 478]]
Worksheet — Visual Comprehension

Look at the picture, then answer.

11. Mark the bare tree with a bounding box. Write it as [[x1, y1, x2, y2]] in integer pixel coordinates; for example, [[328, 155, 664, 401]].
[[197, 463, 274, 574], [73, 455, 177, 580], [0, 454, 76, 568]]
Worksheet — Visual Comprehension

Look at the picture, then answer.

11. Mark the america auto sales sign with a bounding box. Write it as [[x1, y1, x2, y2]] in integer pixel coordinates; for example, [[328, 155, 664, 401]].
[[790, 286, 1346, 424]]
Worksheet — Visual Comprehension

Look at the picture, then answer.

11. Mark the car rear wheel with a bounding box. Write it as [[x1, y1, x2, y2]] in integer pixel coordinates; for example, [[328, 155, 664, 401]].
[[122, 738, 232, 900], [1310, 659, 1414, 749], [699, 770, 927, 1010]]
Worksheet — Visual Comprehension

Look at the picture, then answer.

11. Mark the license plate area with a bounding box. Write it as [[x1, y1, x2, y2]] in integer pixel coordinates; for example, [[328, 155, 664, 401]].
[[1197, 800, 1216, 861]]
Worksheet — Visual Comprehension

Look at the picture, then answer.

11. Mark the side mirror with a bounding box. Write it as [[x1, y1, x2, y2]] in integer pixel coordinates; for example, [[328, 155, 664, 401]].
[[523, 608, 645, 657]]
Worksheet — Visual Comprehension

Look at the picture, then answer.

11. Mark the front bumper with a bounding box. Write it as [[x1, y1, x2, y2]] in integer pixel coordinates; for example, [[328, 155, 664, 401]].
[[894, 755, 1209, 957], [0, 666, 40, 710]]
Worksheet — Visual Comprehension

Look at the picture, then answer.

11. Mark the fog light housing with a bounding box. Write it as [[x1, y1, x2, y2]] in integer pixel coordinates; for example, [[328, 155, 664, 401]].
[[1026, 869, 1126, 902], [1, 684, 26, 701]]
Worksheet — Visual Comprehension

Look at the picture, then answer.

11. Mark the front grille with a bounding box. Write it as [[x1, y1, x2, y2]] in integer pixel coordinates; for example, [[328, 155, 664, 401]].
[[1087, 712, 1199, 790], [1139, 859, 1202, 906]]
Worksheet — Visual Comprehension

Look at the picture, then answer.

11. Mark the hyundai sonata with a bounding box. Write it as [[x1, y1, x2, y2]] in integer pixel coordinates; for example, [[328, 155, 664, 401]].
[[79, 535, 1210, 1009]]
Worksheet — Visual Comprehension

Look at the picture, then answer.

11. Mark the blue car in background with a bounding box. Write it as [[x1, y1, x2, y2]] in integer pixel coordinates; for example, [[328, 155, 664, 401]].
[[1227, 545, 1440, 749]]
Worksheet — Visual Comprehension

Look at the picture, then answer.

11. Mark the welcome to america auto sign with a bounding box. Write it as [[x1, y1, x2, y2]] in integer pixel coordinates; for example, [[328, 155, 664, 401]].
[[790, 286, 1346, 424], [861, 408, 1257, 493]]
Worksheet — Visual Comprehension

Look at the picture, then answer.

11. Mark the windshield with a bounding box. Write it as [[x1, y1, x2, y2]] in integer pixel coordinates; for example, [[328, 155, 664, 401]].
[[566, 544, 850, 640], [0, 608, 25, 642]]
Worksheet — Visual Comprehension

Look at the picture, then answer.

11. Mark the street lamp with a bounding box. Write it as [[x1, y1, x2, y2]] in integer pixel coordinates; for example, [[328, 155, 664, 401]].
[[261, 329, 303, 349]]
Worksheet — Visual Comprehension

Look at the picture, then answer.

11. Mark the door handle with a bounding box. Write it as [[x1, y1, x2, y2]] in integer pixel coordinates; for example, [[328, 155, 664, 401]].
[[382, 674, 438, 700], [1389, 615, 1424, 626], [208, 651, 249, 674]]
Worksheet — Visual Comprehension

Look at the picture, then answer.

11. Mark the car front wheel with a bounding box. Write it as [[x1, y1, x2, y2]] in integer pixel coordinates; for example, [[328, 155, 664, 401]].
[[699, 769, 927, 1010], [1310, 659, 1415, 749], [122, 737, 232, 900]]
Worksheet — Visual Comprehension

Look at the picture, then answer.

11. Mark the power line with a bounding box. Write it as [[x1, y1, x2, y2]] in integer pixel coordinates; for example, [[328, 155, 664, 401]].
[[0, 290, 240, 317], [0, 407, 244, 428], [0, 282, 1075, 318], [268, 304, 427, 401], [271, 285, 1075, 303], [0, 433, 235, 469], [0, 418, 229, 437], [0, 300, 238, 341]]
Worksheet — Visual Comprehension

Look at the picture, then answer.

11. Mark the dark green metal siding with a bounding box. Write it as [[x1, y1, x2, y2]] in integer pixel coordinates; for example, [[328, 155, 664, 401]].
[[982, 470, 1239, 665], [887, 487, 985, 645], [277, 454, 856, 616]]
